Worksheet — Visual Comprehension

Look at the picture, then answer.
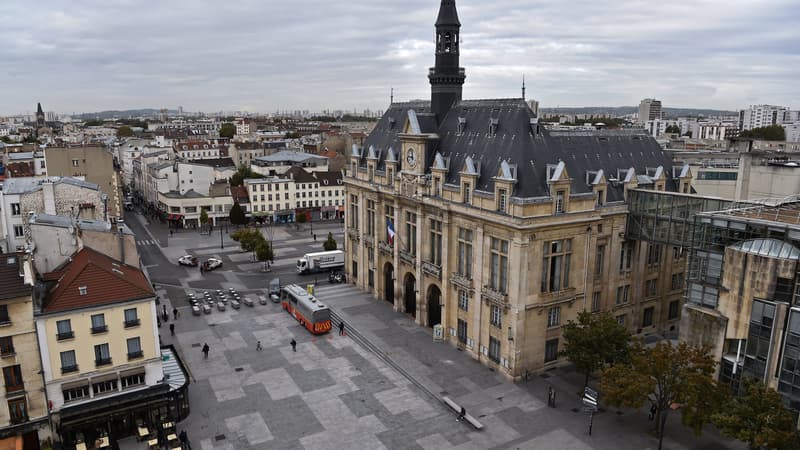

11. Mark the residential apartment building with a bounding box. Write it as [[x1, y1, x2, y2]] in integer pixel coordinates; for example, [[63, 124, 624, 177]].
[[244, 167, 344, 224], [173, 141, 220, 160], [158, 181, 233, 228], [638, 98, 663, 125], [35, 247, 188, 445], [43, 144, 122, 219], [0, 253, 50, 448], [344, 0, 690, 378], [0, 177, 105, 253], [228, 142, 267, 168], [738, 104, 790, 131]]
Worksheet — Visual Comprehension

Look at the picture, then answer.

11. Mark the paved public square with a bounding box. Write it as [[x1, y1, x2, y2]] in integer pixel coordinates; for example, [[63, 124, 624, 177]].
[[123, 210, 744, 450]]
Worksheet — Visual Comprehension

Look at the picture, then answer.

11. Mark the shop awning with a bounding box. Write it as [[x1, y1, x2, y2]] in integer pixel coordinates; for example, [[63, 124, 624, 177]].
[[167, 214, 184, 221]]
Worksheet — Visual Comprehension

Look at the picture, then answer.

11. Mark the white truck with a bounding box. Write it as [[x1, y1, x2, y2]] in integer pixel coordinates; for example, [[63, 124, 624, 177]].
[[296, 250, 345, 274]]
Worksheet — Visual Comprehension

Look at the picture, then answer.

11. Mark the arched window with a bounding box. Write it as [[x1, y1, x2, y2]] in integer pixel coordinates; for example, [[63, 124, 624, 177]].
[[444, 32, 452, 53]]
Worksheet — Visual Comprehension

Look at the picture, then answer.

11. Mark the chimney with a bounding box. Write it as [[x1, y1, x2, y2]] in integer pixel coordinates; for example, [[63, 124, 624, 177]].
[[118, 227, 125, 265], [16, 249, 25, 278]]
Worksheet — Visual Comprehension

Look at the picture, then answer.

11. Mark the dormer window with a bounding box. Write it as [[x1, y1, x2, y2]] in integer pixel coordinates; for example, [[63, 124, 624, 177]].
[[498, 188, 507, 213], [457, 117, 466, 134], [387, 167, 394, 184], [489, 118, 498, 137], [432, 176, 441, 196], [78, 286, 87, 296], [597, 189, 605, 206], [555, 191, 565, 214], [463, 182, 471, 204]]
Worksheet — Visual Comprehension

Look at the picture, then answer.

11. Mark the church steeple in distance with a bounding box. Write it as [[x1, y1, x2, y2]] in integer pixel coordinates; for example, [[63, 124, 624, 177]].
[[36, 102, 45, 128], [429, 0, 465, 123]]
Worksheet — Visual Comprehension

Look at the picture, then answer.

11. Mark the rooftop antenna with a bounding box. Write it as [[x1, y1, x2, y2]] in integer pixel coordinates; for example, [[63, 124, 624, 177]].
[[390, 87, 394, 105], [521, 74, 526, 100]]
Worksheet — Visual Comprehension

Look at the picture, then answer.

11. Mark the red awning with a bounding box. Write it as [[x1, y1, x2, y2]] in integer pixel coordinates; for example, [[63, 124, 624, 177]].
[[167, 214, 184, 221]]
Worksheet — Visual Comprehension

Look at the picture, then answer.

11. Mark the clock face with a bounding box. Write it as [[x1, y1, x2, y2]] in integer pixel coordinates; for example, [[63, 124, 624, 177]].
[[406, 148, 417, 168]]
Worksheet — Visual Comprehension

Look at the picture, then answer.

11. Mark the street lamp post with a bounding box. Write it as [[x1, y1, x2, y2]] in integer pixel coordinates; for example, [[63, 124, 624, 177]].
[[220, 219, 224, 249]]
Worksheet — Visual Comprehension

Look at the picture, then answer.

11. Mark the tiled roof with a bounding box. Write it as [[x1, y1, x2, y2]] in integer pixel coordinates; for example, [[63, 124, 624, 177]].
[[7, 162, 34, 177], [230, 185, 249, 202], [43, 247, 154, 313], [187, 158, 236, 168], [254, 150, 328, 164], [0, 253, 29, 301]]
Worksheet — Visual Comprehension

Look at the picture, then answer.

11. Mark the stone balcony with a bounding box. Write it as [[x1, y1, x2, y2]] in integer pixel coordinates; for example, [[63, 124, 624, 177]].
[[363, 235, 375, 247], [378, 241, 394, 255], [421, 261, 441, 279], [449, 273, 473, 291], [399, 250, 417, 267], [347, 229, 360, 242], [481, 285, 509, 308]]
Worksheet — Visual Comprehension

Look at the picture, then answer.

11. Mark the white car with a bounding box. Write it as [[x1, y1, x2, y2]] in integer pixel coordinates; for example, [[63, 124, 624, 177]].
[[178, 255, 198, 266], [205, 257, 223, 271]]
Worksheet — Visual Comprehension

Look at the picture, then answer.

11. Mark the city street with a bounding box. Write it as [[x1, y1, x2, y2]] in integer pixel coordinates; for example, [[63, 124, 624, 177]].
[[124, 210, 744, 450]]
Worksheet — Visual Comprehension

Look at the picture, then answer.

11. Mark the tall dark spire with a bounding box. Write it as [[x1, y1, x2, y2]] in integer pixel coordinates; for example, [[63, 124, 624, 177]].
[[36, 102, 45, 129], [429, 0, 465, 123]]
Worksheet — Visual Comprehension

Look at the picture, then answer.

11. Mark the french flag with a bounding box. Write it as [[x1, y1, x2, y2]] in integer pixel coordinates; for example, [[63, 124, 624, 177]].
[[387, 218, 396, 245]]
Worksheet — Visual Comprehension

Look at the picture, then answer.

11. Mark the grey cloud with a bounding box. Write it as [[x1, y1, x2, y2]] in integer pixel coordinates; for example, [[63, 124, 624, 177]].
[[1, 0, 797, 115]]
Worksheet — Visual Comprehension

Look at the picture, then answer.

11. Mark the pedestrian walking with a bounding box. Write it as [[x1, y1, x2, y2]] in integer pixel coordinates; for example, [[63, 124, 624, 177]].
[[256, 341, 262, 351], [169, 323, 175, 336], [290, 339, 297, 352], [202, 343, 209, 359], [338, 322, 345, 336], [162, 305, 169, 322], [179, 430, 191, 450], [173, 307, 179, 320]]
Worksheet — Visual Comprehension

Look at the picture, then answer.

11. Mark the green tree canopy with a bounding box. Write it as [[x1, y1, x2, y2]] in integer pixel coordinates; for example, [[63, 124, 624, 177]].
[[229, 202, 246, 225], [116, 125, 134, 138], [713, 379, 798, 450], [199, 209, 209, 226], [600, 341, 722, 450], [739, 125, 786, 141], [284, 131, 301, 139], [323, 232, 337, 251], [561, 311, 631, 389], [665, 124, 681, 134], [229, 165, 263, 187], [219, 123, 236, 138], [255, 240, 274, 270], [238, 228, 265, 255]]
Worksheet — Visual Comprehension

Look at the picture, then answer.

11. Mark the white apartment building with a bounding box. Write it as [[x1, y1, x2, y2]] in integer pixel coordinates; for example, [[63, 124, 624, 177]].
[[157, 182, 233, 228], [738, 104, 789, 130], [644, 119, 679, 137], [173, 141, 220, 160], [235, 118, 251, 136], [784, 123, 800, 143], [244, 167, 344, 224]]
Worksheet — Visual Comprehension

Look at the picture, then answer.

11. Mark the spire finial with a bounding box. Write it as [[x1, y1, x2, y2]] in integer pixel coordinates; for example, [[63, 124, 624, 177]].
[[390, 87, 394, 105], [522, 74, 526, 100]]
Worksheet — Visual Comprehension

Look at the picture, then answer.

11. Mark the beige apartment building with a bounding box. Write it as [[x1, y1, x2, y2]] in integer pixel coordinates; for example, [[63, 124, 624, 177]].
[[343, 0, 691, 378], [44, 144, 122, 219], [0, 253, 50, 448]]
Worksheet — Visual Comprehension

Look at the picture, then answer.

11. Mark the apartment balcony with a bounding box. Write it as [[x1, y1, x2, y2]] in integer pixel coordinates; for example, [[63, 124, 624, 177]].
[[363, 235, 375, 247], [347, 229, 360, 243]]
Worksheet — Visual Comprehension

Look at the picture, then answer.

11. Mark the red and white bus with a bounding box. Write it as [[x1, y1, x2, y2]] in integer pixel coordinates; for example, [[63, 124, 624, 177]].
[[280, 284, 332, 334]]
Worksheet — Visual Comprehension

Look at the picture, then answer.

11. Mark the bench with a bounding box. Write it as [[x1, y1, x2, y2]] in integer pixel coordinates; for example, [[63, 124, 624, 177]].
[[442, 396, 483, 430]]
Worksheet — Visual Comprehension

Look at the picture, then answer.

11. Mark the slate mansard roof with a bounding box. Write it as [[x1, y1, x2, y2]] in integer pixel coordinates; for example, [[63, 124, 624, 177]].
[[355, 98, 678, 202]]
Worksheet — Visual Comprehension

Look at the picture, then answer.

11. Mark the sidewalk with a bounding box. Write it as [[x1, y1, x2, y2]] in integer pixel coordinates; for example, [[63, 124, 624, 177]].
[[314, 283, 745, 450]]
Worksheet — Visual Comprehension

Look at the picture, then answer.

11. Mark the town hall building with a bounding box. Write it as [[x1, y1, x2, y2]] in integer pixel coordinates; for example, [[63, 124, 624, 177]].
[[344, 0, 692, 377]]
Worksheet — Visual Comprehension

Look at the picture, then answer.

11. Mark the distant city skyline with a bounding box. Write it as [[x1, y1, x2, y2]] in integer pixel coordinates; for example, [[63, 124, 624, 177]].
[[1, 0, 798, 116]]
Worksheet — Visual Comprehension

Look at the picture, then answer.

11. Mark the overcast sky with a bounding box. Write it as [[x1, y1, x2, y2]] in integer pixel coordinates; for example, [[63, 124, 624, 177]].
[[2, 0, 798, 116]]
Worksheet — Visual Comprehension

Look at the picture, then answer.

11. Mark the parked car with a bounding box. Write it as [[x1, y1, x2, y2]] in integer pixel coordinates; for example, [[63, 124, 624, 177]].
[[178, 255, 198, 266], [204, 257, 223, 271]]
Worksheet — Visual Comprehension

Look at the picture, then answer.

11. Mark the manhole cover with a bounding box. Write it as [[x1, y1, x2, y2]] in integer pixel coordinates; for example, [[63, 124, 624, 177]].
[[215, 434, 226, 441], [235, 367, 244, 372]]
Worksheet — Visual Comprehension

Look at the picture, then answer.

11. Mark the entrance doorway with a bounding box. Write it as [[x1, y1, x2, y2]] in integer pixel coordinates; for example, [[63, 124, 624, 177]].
[[384, 263, 394, 304], [427, 285, 441, 328], [404, 273, 416, 317]]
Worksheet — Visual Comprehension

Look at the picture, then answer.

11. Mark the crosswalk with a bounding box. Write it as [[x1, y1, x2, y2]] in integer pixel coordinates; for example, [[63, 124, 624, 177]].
[[136, 239, 158, 246]]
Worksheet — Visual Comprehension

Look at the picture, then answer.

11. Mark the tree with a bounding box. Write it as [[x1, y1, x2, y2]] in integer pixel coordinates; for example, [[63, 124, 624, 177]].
[[295, 212, 307, 224], [116, 125, 134, 138], [255, 240, 274, 271], [284, 131, 301, 139], [238, 229, 265, 261], [713, 379, 798, 450], [323, 232, 337, 251], [560, 311, 631, 389], [219, 123, 236, 138], [740, 125, 785, 141], [229, 202, 246, 225], [665, 125, 681, 134], [199, 209, 209, 227], [229, 165, 263, 187], [600, 341, 721, 450]]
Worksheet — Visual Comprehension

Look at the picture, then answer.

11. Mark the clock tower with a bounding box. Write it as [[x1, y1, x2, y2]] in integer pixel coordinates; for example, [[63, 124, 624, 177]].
[[428, 0, 465, 123]]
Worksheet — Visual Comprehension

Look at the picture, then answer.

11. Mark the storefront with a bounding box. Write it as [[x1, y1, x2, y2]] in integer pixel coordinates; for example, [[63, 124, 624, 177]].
[[55, 346, 189, 449], [274, 209, 295, 224]]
